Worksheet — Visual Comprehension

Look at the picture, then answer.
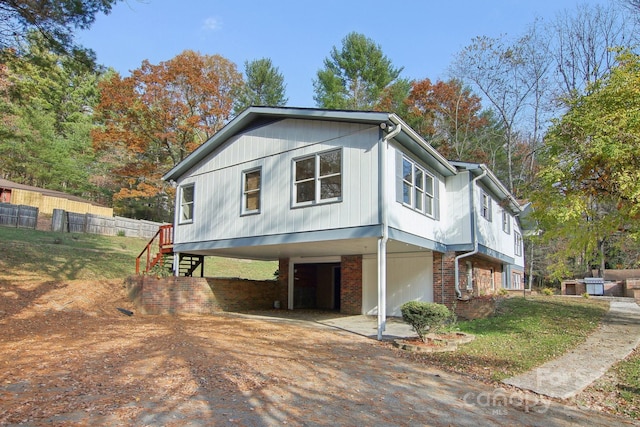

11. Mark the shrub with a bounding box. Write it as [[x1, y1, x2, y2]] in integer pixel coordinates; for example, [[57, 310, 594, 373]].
[[400, 301, 452, 342], [582, 292, 590, 299], [542, 287, 554, 296]]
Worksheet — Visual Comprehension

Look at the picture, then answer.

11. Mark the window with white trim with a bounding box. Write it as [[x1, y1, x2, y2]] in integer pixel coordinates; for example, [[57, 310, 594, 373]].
[[179, 184, 194, 223], [242, 168, 261, 215], [293, 149, 342, 205], [515, 231, 523, 256], [402, 157, 435, 217], [502, 211, 511, 234], [513, 272, 522, 290], [481, 190, 492, 221]]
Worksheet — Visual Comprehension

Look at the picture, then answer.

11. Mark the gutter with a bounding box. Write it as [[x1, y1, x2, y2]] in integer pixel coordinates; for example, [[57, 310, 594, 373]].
[[454, 168, 487, 298], [377, 122, 402, 341]]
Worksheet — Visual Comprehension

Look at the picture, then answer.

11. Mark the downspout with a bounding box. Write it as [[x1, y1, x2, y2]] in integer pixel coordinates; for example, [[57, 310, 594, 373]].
[[378, 122, 402, 340], [454, 168, 487, 298]]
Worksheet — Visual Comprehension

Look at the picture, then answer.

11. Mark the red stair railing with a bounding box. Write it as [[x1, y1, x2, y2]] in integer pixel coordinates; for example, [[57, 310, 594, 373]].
[[136, 224, 174, 274]]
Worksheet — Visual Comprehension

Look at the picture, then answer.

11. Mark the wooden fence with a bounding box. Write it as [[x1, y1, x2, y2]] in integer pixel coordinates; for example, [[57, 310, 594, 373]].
[[0, 203, 38, 229], [52, 209, 163, 239]]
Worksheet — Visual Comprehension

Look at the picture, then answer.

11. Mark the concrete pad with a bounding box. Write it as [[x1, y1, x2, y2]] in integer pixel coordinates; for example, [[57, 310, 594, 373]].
[[503, 300, 640, 399], [317, 315, 416, 340]]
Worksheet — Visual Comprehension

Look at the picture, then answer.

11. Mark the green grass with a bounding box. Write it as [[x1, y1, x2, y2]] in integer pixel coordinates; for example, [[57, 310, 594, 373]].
[[413, 296, 609, 381], [0, 226, 277, 281], [611, 350, 640, 418]]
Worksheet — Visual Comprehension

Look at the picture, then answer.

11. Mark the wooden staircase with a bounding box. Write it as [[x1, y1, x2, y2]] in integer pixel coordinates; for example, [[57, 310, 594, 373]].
[[136, 224, 204, 277]]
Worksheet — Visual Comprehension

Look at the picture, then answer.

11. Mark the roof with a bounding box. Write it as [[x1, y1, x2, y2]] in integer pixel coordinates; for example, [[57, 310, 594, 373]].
[[162, 106, 458, 182], [0, 178, 106, 207]]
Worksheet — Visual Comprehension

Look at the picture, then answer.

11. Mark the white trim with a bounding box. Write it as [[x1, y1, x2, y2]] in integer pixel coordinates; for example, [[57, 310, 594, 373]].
[[179, 183, 195, 224], [291, 148, 343, 207], [241, 167, 262, 216]]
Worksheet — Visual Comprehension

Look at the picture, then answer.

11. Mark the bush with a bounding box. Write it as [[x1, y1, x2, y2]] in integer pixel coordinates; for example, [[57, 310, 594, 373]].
[[400, 301, 452, 342], [542, 287, 554, 296]]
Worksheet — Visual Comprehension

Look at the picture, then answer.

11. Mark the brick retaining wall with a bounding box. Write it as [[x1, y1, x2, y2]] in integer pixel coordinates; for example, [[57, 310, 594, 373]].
[[125, 276, 282, 314]]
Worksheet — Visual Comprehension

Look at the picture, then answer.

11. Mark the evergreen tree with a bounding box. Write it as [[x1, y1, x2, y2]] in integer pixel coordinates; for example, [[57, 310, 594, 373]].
[[313, 32, 403, 110], [233, 58, 287, 114]]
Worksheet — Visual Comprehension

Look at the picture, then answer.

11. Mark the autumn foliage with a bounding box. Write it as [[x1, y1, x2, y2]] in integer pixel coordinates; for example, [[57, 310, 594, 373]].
[[92, 50, 242, 204], [405, 78, 487, 161]]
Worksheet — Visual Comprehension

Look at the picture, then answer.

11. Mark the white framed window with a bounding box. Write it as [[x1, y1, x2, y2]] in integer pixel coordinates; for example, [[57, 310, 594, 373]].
[[515, 231, 523, 256], [466, 261, 473, 291], [481, 190, 492, 221], [293, 149, 342, 206], [242, 168, 261, 215], [402, 157, 435, 217], [179, 184, 195, 223], [513, 272, 522, 290], [502, 211, 511, 234]]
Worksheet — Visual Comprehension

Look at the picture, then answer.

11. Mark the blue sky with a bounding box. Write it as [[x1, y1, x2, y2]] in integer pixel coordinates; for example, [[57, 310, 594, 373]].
[[77, 0, 604, 107]]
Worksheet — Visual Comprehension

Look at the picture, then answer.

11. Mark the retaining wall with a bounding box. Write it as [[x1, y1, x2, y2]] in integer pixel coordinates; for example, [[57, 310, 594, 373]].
[[125, 276, 283, 314]]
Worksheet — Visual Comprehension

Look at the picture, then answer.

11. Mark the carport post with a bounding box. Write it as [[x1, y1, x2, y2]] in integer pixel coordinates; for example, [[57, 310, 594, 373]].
[[377, 121, 400, 340], [377, 238, 387, 340]]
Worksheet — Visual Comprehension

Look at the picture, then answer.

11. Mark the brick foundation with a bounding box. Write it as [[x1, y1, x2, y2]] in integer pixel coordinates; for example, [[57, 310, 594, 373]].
[[340, 255, 362, 315], [454, 296, 497, 320], [125, 276, 282, 314]]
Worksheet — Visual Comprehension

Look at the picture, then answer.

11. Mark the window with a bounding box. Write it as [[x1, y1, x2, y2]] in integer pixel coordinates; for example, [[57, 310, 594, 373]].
[[480, 191, 492, 221], [180, 184, 194, 223], [465, 261, 473, 291], [242, 168, 261, 215], [513, 272, 522, 290], [293, 149, 342, 205], [515, 231, 523, 256], [402, 157, 435, 217], [502, 211, 511, 234]]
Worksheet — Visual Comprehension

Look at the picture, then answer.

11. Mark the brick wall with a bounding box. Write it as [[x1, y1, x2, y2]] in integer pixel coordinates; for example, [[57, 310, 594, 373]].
[[433, 251, 502, 320], [470, 258, 503, 296], [433, 252, 456, 307], [125, 276, 279, 315], [341, 255, 362, 315], [454, 296, 497, 320]]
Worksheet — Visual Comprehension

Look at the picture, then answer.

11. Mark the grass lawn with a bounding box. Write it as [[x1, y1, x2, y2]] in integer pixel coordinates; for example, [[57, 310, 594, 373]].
[[0, 226, 277, 281], [408, 296, 609, 382], [611, 349, 640, 418]]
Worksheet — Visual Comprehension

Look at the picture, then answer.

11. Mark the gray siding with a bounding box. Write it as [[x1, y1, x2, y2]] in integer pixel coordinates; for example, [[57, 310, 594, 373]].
[[174, 119, 380, 245]]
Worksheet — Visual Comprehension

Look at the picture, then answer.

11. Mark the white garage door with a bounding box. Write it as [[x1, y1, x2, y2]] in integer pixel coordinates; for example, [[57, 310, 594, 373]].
[[362, 252, 433, 316]]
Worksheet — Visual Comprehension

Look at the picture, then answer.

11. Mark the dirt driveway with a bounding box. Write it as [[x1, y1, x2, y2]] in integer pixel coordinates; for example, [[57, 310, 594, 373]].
[[0, 279, 635, 426]]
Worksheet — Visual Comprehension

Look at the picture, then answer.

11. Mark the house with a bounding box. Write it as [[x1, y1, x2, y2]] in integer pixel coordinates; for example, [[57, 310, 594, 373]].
[[162, 107, 525, 338]]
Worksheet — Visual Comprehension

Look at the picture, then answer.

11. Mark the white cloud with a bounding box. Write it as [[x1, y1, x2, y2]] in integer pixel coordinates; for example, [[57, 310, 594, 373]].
[[202, 16, 221, 31]]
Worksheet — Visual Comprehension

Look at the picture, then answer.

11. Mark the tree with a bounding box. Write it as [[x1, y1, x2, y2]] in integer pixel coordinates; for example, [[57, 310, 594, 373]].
[[0, 33, 101, 197], [550, 2, 637, 100], [452, 31, 547, 195], [532, 51, 640, 279], [233, 58, 287, 114], [92, 50, 242, 221], [0, 0, 121, 64], [313, 32, 403, 110], [404, 78, 487, 161]]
